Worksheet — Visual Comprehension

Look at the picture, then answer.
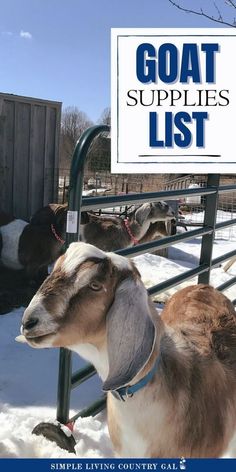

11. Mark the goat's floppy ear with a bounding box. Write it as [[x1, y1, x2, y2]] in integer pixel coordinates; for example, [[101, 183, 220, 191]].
[[54, 204, 68, 228], [103, 277, 155, 392], [135, 203, 152, 225], [30, 204, 67, 226]]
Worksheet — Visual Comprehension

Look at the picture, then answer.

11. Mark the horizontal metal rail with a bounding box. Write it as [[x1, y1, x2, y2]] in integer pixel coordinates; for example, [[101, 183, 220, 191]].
[[215, 218, 236, 230], [81, 187, 217, 211], [116, 226, 213, 258], [80, 184, 236, 211], [218, 185, 236, 193], [148, 264, 209, 296], [178, 219, 236, 230], [70, 396, 106, 423], [71, 364, 96, 390], [217, 276, 236, 292], [212, 249, 236, 267], [177, 221, 203, 228]]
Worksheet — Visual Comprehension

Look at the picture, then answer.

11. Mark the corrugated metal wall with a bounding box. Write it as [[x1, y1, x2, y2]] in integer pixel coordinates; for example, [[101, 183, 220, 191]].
[[0, 93, 61, 220]]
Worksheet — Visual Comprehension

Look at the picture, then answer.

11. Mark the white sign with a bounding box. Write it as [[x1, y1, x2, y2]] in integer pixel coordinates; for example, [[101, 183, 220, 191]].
[[111, 28, 236, 174], [66, 211, 78, 234]]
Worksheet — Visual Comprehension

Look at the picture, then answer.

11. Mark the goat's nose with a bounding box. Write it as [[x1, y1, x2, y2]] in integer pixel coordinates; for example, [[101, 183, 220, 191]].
[[23, 317, 39, 331]]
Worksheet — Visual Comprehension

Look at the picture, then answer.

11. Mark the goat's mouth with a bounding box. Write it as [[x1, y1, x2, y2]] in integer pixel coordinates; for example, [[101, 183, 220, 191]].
[[24, 331, 57, 347], [166, 211, 175, 219], [152, 214, 175, 221]]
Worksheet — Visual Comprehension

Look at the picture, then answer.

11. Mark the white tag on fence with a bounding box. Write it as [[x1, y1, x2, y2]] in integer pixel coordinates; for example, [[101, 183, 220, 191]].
[[66, 211, 78, 234]]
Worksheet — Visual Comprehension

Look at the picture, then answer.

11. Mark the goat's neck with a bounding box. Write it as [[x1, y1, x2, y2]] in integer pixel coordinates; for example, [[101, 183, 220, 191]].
[[130, 302, 189, 391], [128, 218, 151, 240], [68, 342, 109, 381], [69, 306, 187, 395], [158, 324, 195, 396]]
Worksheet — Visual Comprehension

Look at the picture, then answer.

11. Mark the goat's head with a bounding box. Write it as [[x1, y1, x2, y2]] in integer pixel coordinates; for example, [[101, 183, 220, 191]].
[[134, 201, 175, 226], [30, 203, 68, 236], [21, 242, 156, 390]]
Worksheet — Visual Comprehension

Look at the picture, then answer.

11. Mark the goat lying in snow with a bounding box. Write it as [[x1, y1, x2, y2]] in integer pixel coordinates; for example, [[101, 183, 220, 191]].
[[0, 202, 174, 277], [20, 242, 236, 458], [0, 204, 67, 279]]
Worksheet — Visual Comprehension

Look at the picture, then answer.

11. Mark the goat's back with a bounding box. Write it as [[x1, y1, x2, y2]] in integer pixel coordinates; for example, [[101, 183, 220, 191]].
[[82, 214, 130, 251], [158, 284, 236, 457], [162, 284, 236, 366]]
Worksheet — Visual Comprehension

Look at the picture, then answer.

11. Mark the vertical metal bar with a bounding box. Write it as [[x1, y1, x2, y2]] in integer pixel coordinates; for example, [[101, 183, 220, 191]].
[[56, 125, 109, 424], [56, 348, 72, 424], [198, 174, 220, 285]]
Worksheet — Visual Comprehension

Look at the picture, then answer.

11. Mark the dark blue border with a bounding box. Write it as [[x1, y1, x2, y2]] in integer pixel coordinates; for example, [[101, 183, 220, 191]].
[[115, 33, 236, 168], [1, 457, 236, 472]]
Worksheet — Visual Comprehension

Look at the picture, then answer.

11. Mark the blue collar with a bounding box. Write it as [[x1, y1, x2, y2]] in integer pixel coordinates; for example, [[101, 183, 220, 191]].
[[111, 356, 161, 402]]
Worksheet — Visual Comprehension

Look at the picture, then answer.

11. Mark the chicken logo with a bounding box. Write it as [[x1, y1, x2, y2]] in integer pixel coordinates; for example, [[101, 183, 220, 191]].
[[179, 458, 186, 470]]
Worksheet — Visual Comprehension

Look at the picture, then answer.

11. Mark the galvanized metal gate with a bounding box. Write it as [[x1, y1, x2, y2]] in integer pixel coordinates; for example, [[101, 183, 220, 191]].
[[55, 125, 236, 428]]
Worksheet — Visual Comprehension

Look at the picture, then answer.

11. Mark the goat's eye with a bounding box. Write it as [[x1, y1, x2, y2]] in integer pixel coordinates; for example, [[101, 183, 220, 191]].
[[89, 281, 102, 291]]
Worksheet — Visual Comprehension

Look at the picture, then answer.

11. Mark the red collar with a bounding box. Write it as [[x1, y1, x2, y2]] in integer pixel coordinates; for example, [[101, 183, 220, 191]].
[[51, 224, 65, 245], [124, 218, 139, 246]]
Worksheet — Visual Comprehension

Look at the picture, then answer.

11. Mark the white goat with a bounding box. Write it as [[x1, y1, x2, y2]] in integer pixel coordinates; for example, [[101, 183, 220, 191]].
[[20, 242, 236, 458]]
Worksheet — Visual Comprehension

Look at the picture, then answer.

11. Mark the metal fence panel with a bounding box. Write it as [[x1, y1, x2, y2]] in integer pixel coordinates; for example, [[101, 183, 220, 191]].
[[55, 127, 236, 427]]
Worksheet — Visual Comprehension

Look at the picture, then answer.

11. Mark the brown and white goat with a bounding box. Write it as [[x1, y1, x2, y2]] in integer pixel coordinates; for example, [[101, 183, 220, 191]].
[[81, 201, 175, 251], [0, 204, 67, 278], [20, 242, 236, 458], [0, 201, 174, 278]]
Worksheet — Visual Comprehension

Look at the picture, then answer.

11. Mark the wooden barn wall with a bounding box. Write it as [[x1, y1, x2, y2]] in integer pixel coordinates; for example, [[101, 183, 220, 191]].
[[0, 93, 61, 220]]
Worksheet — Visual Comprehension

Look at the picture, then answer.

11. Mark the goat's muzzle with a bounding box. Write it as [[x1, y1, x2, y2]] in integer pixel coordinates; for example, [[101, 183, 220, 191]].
[[21, 299, 58, 347]]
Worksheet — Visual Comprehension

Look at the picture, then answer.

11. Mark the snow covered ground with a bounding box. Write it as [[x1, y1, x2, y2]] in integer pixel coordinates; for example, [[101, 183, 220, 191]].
[[0, 307, 112, 458], [135, 237, 236, 303], [1, 230, 236, 458], [184, 209, 236, 242]]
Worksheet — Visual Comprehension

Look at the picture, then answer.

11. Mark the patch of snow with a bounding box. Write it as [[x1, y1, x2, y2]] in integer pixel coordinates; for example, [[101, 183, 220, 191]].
[[183, 209, 236, 241], [0, 407, 112, 458], [0, 308, 110, 457], [134, 235, 236, 302]]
